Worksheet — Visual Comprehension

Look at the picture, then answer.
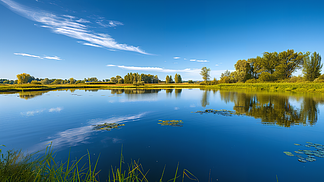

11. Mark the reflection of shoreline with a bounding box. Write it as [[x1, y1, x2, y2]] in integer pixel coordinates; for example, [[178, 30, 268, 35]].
[[217, 91, 321, 127], [28, 113, 147, 153]]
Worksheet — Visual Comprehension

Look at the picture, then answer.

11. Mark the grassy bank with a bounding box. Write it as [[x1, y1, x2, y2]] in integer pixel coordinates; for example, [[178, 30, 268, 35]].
[[1, 82, 324, 93], [206, 83, 324, 92], [0, 145, 199, 182], [0, 83, 203, 92]]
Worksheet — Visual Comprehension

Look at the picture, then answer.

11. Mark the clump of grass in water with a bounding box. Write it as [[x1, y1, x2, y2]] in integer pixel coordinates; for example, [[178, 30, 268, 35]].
[[0, 144, 99, 182]]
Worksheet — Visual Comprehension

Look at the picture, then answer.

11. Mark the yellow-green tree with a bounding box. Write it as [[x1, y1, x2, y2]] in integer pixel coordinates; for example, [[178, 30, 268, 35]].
[[17, 73, 31, 84], [200, 67, 210, 82]]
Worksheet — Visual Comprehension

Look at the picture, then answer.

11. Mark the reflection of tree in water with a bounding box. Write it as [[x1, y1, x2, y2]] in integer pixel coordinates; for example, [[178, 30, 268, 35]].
[[219, 91, 320, 127], [165, 89, 173, 95], [110, 89, 161, 95], [175, 89, 182, 98], [18, 91, 50, 100], [201, 89, 210, 108]]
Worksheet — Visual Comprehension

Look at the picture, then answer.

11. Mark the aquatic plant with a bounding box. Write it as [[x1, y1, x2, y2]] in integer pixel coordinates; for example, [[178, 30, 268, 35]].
[[158, 120, 183, 127], [195, 109, 243, 116], [284, 142, 324, 163], [93, 123, 125, 131]]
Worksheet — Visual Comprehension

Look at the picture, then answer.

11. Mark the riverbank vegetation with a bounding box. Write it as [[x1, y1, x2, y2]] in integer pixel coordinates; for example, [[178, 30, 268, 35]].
[[0, 145, 198, 182], [1, 49, 324, 93]]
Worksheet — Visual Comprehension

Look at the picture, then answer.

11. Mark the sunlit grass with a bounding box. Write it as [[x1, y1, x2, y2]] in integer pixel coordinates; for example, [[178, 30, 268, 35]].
[[0, 144, 201, 182], [206, 83, 324, 92]]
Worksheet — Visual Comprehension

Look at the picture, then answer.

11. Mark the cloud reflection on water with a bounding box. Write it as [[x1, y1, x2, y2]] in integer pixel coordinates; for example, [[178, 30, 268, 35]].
[[29, 112, 147, 152]]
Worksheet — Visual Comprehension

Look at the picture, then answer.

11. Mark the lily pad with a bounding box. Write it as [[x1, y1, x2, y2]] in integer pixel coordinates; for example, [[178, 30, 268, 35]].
[[283, 151, 294, 156], [306, 157, 316, 162], [298, 159, 307, 163]]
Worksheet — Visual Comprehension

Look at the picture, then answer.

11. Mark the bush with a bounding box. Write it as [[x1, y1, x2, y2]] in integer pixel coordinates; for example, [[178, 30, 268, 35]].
[[245, 78, 258, 83], [188, 80, 194, 84], [287, 76, 304, 83], [314, 74, 324, 83], [31, 80, 42, 84], [258, 72, 272, 82]]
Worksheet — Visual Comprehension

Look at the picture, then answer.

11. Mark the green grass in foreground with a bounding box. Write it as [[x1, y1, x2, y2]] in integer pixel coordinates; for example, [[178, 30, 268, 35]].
[[206, 82, 324, 92], [0, 144, 200, 182]]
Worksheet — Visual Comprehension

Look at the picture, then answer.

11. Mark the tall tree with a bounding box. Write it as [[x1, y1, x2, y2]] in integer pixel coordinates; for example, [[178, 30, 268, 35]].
[[200, 67, 210, 82], [234, 59, 251, 82], [69, 78, 75, 84], [303, 52, 323, 81], [165, 75, 170, 84], [16, 73, 31, 84], [174, 73, 182, 83], [273, 49, 306, 80]]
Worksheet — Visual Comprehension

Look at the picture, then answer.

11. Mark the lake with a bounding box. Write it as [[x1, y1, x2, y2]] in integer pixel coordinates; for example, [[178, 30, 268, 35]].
[[1, 88, 324, 181]]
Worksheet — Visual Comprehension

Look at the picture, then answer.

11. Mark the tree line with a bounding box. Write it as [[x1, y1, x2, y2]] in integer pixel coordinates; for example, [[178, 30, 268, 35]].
[[219, 49, 323, 83], [9, 72, 184, 85]]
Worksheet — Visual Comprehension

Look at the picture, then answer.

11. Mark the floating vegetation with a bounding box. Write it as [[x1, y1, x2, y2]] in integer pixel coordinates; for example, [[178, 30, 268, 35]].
[[158, 120, 183, 127], [93, 123, 125, 131], [283, 151, 294, 156], [284, 142, 324, 163], [195, 109, 243, 116]]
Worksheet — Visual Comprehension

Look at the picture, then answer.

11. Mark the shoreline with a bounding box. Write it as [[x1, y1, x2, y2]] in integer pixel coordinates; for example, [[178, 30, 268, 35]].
[[1, 82, 324, 93]]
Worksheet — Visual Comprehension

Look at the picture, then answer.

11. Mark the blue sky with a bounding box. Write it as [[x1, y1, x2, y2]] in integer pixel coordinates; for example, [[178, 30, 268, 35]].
[[1, 0, 324, 80]]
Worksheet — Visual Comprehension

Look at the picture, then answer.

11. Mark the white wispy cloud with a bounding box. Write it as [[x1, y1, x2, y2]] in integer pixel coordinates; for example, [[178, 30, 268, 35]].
[[21, 107, 63, 116], [190, 59, 209, 63], [173, 57, 180, 59], [76, 18, 90, 23], [48, 107, 63, 112], [215, 64, 219, 66], [14, 53, 41, 59], [83, 42, 102, 48], [107, 64, 200, 73], [1, 0, 149, 55], [43, 56, 61, 60], [196, 60, 208, 62], [14, 53, 61, 60], [21, 109, 46, 116]]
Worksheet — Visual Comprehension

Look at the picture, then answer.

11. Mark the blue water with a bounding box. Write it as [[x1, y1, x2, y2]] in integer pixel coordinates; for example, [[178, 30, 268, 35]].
[[1, 89, 324, 181]]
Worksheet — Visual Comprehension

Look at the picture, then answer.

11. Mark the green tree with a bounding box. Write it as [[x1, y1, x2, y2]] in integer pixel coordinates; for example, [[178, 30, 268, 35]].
[[110, 77, 117, 83], [273, 49, 306, 80], [16, 73, 31, 84], [303, 52, 322, 81], [174, 73, 182, 83], [166, 75, 170, 84], [200, 67, 210, 82], [234, 59, 251, 82], [41, 78, 50, 84], [118, 78, 124, 84], [69, 78, 75, 84]]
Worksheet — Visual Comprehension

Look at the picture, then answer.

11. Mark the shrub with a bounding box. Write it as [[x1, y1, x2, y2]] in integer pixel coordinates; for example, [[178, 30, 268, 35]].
[[31, 80, 42, 84], [258, 72, 272, 82], [245, 78, 258, 83]]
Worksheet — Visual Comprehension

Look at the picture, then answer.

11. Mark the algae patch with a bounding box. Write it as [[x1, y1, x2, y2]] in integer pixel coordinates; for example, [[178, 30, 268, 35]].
[[158, 120, 183, 127], [195, 109, 244, 116], [93, 123, 125, 131]]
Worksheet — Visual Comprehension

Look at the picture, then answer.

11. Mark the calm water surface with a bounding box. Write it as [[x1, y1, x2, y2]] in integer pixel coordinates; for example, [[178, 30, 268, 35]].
[[1, 89, 324, 181]]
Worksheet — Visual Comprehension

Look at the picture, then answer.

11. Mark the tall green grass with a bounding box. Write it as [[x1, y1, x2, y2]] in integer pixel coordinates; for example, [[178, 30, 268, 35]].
[[0, 144, 199, 182], [0, 144, 99, 182]]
